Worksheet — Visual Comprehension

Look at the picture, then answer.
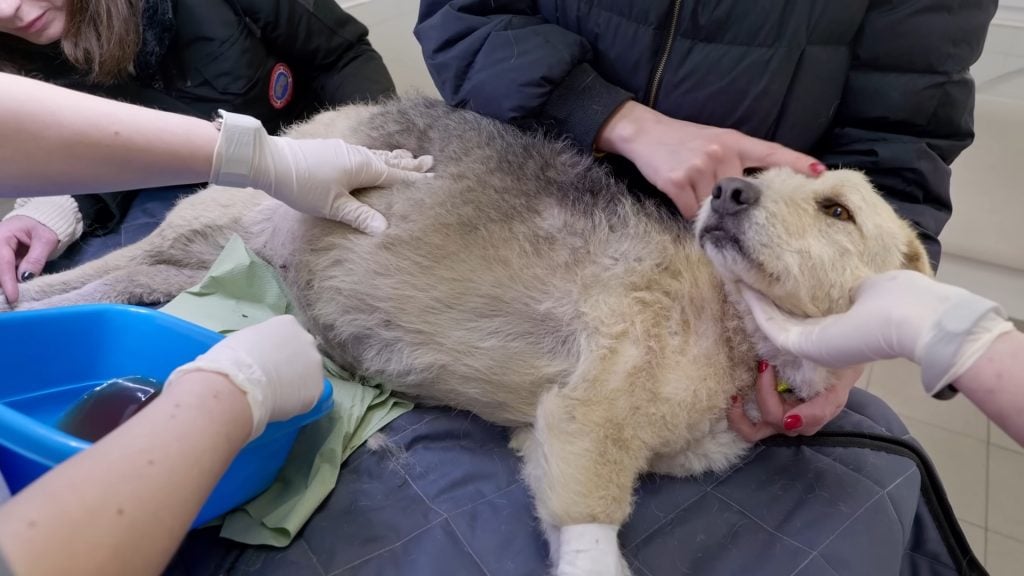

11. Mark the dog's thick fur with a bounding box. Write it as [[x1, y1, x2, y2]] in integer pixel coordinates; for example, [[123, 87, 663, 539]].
[[5, 97, 932, 574]]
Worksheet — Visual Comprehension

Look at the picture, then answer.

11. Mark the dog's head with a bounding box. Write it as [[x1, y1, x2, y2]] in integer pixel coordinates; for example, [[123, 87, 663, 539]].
[[695, 167, 932, 319]]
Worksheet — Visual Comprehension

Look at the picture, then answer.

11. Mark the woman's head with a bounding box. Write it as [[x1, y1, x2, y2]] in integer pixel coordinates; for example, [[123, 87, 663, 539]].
[[0, 0, 67, 45], [0, 0, 140, 83]]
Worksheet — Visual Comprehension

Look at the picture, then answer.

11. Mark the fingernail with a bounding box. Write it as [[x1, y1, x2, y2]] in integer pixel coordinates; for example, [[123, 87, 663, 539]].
[[810, 162, 826, 175], [783, 414, 803, 431], [19, 271, 34, 282], [730, 395, 739, 405], [757, 360, 769, 374]]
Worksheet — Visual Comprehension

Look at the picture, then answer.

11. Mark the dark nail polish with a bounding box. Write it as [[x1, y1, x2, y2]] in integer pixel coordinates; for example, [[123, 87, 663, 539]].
[[783, 414, 803, 431], [730, 395, 739, 405], [757, 360, 769, 374], [20, 271, 35, 282]]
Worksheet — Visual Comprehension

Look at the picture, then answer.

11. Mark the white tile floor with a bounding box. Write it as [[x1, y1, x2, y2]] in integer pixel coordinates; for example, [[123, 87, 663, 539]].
[[867, 359, 1024, 574]]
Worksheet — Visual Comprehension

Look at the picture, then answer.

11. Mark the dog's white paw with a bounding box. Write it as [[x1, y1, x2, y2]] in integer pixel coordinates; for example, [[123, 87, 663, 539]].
[[554, 524, 631, 576]]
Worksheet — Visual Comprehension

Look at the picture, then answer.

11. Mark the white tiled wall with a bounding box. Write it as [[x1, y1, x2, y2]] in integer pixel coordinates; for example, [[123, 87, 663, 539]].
[[939, 14, 1024, 321]]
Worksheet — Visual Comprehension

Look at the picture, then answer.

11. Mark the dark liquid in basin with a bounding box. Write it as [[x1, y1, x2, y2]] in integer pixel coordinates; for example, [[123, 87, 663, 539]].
[[57, 376, 163, 442]]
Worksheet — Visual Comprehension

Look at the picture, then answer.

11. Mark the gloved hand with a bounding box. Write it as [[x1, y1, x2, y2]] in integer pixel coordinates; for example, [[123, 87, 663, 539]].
[[164, 315, 325, 440], [209, 110, 433, 234], [738, 270, 1016, 396]]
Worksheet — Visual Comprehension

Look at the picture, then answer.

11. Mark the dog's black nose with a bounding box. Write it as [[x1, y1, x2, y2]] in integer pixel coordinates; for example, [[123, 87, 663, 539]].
[[711, 178, 762, 214]]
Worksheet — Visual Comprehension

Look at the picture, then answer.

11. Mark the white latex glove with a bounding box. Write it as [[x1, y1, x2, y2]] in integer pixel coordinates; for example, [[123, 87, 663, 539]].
[[738, 270, 1015, 396], [164, 315, 325, 440], [209, 110, 433, 234], [556, 524, 630, 576]]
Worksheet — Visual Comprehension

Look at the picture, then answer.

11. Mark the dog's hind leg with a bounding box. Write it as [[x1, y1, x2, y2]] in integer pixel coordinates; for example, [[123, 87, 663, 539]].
[[4, 186, 269, 311], [13, 265, 207, 311], [2, 241, 157, 311]]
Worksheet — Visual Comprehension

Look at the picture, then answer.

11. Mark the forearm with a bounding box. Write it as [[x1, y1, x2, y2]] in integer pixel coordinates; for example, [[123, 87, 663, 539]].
[[954, 330, 1024, 446], [0, 372, 251, 576], [0, 73, 217, 199]]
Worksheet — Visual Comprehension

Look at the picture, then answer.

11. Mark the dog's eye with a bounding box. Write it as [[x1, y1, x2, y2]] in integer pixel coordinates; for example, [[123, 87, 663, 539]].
[[820, 202, 854, 222]]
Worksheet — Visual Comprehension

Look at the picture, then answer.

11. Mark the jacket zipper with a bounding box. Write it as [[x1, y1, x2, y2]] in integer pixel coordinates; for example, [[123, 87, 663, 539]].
[[646, 0, 684, 108]]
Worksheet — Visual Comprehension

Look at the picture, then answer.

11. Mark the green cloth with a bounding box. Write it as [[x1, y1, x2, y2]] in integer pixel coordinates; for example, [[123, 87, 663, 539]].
[[161, 235, 413, 547]]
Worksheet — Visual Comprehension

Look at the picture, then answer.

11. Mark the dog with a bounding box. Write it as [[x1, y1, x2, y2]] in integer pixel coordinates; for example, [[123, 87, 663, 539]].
[[4, 97, 932, 575]]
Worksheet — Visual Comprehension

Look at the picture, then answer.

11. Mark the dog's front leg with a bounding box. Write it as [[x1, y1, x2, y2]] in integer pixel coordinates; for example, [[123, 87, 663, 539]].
[[519, 344, 658, 576]]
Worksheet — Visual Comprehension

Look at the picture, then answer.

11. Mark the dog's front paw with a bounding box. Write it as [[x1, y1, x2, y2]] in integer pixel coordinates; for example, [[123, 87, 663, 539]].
[[508, 426, 533, 455], [554, 524, 631, 576]]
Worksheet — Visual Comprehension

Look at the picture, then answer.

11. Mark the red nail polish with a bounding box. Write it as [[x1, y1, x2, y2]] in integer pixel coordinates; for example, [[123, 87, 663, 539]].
[[810, 162, 826, 175], [757, 360, 769, 374], [730, 395, 739, 404], [783, 414, 803, 431]]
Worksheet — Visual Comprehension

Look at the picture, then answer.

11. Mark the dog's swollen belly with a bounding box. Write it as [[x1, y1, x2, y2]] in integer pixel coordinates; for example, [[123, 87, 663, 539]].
[[7, 97, 803, 576]]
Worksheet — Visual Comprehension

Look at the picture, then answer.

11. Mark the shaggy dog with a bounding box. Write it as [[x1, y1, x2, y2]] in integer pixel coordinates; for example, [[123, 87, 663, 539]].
[[4, 98, 932, 575]]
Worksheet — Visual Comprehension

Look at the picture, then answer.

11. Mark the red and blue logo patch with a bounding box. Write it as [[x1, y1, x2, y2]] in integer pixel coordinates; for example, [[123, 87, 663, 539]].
[[268, 63, 293, 110]]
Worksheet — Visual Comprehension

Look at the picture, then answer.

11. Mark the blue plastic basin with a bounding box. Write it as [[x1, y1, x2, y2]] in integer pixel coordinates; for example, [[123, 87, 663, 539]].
[[0, 304, 333, 527]]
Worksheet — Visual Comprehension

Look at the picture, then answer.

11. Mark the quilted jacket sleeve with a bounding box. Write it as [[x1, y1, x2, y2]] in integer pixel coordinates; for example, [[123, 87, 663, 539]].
[[415, 0, 633, 149], [815, 0, 997, 269]]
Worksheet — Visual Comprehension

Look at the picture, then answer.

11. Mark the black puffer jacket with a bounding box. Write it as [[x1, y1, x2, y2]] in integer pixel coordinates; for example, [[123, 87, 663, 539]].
[[416, 0, 998, 268], [16, 0, 395, 235]]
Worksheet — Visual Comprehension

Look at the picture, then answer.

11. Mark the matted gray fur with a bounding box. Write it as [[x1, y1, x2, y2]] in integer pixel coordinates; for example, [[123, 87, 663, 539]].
[[5, 97, 933, 575]]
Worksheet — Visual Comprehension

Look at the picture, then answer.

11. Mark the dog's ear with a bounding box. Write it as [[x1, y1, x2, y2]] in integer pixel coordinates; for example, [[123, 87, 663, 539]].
[[902, 235, 934, 277]]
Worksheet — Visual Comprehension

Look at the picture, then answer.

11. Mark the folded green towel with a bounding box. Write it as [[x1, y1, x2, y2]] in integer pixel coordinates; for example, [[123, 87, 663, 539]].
[[161, 235, 413, 547]]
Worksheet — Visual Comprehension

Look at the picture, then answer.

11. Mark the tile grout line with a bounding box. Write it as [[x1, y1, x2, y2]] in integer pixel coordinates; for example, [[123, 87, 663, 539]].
[[898, 413, 990, 445], [986, 527, 1024, 545], [871, 361, 990, 440]]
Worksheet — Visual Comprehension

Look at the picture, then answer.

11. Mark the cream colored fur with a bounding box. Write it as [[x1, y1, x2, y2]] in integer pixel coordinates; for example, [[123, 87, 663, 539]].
[[2, 97, 932, 575]]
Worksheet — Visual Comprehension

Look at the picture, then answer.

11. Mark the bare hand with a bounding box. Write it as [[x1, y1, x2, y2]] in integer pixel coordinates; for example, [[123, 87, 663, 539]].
[[727, 363, 864, 441], [595, 101, 825, 219], [0, 215, 59, 305]]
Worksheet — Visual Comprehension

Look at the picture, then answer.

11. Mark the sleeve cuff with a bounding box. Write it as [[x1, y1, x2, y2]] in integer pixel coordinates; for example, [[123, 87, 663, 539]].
[[4, 196, 84, 259], [540, 63, 634, 150]]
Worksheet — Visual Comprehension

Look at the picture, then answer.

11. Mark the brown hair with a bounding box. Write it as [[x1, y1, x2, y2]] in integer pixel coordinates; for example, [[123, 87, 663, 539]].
[[0, 0, 141, 83]]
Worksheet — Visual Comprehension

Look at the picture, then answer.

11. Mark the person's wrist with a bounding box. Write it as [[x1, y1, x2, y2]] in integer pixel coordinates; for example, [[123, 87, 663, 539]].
[[916, 294, 1013, 396], [594, 100, 655, 156], [164, 345, 270, 440], [209, 110, 270, 192], [159, 370, 252, 443]]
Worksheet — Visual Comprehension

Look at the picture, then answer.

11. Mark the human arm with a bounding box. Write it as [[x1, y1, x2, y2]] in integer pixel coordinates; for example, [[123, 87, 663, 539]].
[[0, 315, 325, 576], [0, 73, 217, 198], [60, 83, 215, 241], [415, 0, 632, 150], [415, 2, 825, 218], [735, 270, 1021, 444], [952, 330, 1024, 447], [813, 0, 997, 269], [0, 73, 433, 231], [230, 0, 396, 104]]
